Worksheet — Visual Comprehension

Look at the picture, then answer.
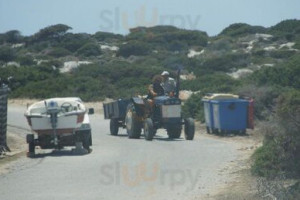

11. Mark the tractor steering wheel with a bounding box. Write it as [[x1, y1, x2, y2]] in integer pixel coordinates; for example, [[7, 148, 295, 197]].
[[61, 102, 73, 113]]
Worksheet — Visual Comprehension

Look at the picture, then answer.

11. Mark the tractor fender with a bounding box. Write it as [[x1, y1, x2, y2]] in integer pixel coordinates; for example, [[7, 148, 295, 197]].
[[130, 97, 145, 117], [131, 97, 145, 105]]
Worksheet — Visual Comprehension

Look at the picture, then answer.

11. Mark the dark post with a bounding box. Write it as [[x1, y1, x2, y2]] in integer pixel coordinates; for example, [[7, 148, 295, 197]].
[[0, 84, 10, 154], [175, 68, 181, 98]]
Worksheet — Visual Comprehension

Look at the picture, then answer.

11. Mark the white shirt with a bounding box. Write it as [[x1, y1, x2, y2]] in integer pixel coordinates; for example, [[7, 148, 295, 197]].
[[161, 77, 176, 94]]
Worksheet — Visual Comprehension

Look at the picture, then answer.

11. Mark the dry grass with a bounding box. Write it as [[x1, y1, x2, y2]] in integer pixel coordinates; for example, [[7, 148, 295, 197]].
[[0, 132, 27, 175]]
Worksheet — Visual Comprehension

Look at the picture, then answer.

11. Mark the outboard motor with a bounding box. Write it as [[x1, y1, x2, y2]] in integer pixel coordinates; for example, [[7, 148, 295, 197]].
[[45, 101, 60, 146]]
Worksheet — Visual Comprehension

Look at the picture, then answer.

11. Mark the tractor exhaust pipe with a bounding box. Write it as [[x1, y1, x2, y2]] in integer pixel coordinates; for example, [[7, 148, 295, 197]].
[[175, 68, 181, 98]]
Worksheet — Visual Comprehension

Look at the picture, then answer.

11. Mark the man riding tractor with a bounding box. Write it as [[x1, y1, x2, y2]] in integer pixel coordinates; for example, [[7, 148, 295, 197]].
[[125, 70, 195, 141]]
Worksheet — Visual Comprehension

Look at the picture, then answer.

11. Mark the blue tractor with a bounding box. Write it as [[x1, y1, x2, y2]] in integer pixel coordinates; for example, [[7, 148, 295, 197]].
[[103, 70, 195, 141]]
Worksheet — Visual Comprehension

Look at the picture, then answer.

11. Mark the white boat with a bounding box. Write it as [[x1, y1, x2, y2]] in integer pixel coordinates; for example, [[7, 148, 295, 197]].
[[25, 97, 94, 156], [25, 97, 86, 135]]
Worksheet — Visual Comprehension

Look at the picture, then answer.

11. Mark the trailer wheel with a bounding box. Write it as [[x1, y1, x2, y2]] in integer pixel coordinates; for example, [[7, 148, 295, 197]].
[[81, 130, 92, 153], [184, 118, 195, 140], [110, 119, 119, 136], [144, 118, 154, 141], [167, 126, 182, 139], [26, 134, 35, 157], [125, 104, 141, 139]]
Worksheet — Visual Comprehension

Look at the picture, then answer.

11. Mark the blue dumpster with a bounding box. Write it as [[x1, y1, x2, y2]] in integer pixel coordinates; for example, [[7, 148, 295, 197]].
[[202, 94, 239, 134], [202, 99, 214, 133], [211, 99, 249, 134]]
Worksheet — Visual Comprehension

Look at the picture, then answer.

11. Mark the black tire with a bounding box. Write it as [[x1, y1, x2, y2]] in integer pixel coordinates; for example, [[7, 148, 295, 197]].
[[144, 118, 154, 141], [81, 131, 92, 153], [125, 104, 141, 139], [184, 118, 195, 140], [110, 119, 119, 136], [26, 134, 35, 157], [26, 134, 34, 143], [167, 126, 182, 139], [153, 129, 157, 136], [206, 126, 211, 134], [28, 141, 35, 155]]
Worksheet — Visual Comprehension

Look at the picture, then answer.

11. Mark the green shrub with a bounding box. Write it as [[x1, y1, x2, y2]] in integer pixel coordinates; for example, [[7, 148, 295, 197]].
[[192, 53, 250, 73], [47, 47, 71, 58], [17, 54, 35, 66], [76, 43, 101, 57], [32, 24, 71, 42], [182, 73, 239, 92], [269, 50, 295, 59], [167, 40, 188, 51], [220, 23, 266, 36], [137, 25, 179, 34], [93, 31, 123, 41], [0, 46, 15, 62], [251, 89, 300, 178], [0, 34, 5, 45], [60, 33, 93, 52], [3, 30, 23, 43], [46, 59, 63, 68], [182, 93, 204, 121], [270, 19, 300, 34], [250, 54, 300, 89], [252, 139, 282, 177], [117, 41, 151, 57], [126, 26, 208, 50], [27, 41, 49, 52], [208, 37, 233, 51], [237, 85, 283, 120], [295, 36, 300, 50]]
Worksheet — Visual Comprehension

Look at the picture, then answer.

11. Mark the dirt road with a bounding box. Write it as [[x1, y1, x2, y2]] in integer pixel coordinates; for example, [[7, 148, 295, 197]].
[[0, 103, 258, 200]]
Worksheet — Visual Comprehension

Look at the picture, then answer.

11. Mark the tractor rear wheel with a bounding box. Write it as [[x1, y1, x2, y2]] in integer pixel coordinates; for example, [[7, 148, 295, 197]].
[[167, 126, 182, 139], [144, 118, 154, 141], [184, 118, 195, 140], [125, 104, 141, 139]]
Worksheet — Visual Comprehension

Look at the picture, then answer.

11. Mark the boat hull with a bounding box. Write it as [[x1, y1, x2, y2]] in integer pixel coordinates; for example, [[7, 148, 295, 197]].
[[26, 113, 85, 135]]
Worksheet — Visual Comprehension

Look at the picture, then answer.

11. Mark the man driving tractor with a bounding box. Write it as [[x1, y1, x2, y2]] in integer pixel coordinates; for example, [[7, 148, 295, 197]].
[[148, 75, 164, 99], [148, 71, 177, 99], [161, 71, 177, 97]]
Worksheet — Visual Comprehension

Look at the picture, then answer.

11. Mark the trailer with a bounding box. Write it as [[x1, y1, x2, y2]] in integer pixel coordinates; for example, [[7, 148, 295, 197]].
[[103, 99, 131, 136]]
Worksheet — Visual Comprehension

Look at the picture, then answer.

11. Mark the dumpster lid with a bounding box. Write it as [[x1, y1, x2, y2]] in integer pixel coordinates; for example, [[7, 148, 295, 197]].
[[202, 93, 239, 100], [210, 98, 249, 103]]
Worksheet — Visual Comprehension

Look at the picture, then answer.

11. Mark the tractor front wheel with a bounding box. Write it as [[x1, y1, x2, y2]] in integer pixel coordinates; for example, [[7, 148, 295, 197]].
[[144, 118, 154, 141], [184, 118, 195, 140]]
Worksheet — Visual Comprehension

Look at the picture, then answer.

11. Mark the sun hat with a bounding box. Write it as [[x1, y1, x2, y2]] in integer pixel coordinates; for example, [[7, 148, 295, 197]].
[[161, 71, 169, 76]]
